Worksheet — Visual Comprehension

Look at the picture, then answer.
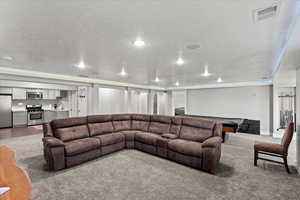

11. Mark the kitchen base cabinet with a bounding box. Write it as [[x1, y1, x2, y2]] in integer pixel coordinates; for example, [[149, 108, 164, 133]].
[[13, 112, 27, 127], [44, 111, 69, 123], [44, 111, 56, 123], [56, 111, 69, 119]]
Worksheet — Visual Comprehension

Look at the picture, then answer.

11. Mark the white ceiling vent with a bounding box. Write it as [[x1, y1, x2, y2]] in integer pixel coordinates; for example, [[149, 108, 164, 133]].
[[254, 4, 280, 22]]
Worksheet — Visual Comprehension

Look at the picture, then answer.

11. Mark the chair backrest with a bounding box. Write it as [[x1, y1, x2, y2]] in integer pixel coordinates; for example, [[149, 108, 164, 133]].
[[281, 121, 294, 155]]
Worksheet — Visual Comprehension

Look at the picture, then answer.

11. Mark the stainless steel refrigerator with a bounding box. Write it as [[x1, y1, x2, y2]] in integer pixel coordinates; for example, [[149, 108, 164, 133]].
[[0, 94, 12, 128]]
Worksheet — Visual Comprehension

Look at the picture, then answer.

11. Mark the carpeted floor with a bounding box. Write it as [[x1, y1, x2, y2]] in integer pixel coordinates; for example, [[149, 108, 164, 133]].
[[1, 133, 300, 200]]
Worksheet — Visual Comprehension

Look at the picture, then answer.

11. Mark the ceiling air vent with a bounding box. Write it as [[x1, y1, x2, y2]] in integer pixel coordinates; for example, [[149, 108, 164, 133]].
[[78, 74, 89, 78], [254, 4, 279, 22]]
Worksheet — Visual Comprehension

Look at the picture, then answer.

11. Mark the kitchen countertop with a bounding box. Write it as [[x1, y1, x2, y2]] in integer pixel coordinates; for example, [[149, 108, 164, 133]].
[[43, 109, 69, 112], [11, 109, 27, 112]]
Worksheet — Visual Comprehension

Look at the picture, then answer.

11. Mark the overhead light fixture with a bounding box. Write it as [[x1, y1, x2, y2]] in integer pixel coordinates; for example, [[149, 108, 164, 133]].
[[75, 60, 86, 69], [119, 67, 128, 76], [217, 77, 223, 83], [201, 64, 212, 77], [176, 57, 184, 66], [2, 56, 13, 61], [175, 81, 179, 86], [154, 77, 160, 82], [133, 38, 145, 47]]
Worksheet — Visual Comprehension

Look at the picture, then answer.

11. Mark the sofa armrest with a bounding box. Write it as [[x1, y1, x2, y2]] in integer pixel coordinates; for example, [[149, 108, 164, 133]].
[[43, 137, 65, 171], [201, 136, 222, 174], [43, 123, 54, 137], [43, 137, 65, 148], [202, 136, 222, 148], [213, 123, 223, 137]]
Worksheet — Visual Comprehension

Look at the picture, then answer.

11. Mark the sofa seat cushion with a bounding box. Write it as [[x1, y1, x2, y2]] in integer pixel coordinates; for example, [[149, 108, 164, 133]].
[[94, 132, 125, 146], [118, 130, 140, 141], [135, 132, 162, 146], [55, 125, 90, 142], [254, 142, 284, 155], [162, 133, 178, 139], [65, 138, 100, 156], [168, 139, 203, 157]]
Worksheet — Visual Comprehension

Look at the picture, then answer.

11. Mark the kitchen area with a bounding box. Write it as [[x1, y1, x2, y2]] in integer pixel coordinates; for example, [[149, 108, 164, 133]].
[[0, 86, 74, 129]]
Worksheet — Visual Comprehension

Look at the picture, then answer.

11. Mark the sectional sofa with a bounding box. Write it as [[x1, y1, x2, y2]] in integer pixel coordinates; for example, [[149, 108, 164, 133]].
[[42, 114, 223, 173]]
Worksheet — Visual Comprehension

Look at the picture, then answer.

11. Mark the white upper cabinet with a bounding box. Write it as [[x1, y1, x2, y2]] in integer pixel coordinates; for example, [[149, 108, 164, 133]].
[[12, 88, 27, 100], [43, 90, 60, 99], [43, 90, 49, 99]]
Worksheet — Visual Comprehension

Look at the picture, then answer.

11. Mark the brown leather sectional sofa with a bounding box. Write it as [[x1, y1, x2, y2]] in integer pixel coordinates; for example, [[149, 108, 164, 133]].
[[42, 114, 223, 173]]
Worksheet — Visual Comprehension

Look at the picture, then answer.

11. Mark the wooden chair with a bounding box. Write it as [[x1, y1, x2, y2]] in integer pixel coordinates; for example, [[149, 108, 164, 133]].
[[254, 122, 294, 173]]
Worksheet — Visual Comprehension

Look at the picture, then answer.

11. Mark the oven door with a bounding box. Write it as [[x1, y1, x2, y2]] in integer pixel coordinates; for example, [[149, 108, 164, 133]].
[[29, 112, 43, 120], [28, 112, 44, 125]]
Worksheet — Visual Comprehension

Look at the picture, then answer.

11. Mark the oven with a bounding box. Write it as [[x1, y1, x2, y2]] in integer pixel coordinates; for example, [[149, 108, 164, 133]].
[[27, 92, 43, 100], [26, 105, 44, 125], [27, 111, 44, 125]]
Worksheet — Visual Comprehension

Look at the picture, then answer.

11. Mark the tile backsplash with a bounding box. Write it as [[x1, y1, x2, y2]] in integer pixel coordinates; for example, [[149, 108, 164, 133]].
[[12, 99, 69, 110]]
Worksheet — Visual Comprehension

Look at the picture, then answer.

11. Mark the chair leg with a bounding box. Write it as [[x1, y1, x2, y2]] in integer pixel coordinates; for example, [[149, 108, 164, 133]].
[[283, 156, 290, 174], [254, 150, 258, 166]]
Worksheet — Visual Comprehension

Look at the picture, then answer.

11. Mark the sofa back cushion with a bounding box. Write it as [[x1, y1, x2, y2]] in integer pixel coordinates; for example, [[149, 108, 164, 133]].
[[149, 115, 171, 135], [131, 114, 150, 132], [87, 115, 114, 136], [55, 125, 90, 142], [179, 117, 216, 142], [50, 117, 89, 142], [169, 117, 182, 135], [51, 117, 87, 129], [112, 114, 131, 131]]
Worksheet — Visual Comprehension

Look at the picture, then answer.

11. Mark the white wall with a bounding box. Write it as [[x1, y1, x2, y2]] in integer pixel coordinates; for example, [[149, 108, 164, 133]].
[[296, 68, 300, 171], [98, 87, 126, 114], [157, 91, 168, 115], [128, 89, 148, 114], [172, 90, 187, 115], [186, 86, 272, 134]]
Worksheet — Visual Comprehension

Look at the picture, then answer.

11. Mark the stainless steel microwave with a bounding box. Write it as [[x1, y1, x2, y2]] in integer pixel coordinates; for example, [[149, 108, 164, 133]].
[[26, 92, 43, 100]]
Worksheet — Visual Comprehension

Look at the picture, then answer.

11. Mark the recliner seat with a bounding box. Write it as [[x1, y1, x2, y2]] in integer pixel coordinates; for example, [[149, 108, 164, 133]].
[[43, 114, 223, 174]]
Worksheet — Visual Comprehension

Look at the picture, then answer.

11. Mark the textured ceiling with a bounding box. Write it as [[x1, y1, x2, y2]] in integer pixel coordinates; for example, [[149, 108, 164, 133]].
[[0, 0, 298, 88]]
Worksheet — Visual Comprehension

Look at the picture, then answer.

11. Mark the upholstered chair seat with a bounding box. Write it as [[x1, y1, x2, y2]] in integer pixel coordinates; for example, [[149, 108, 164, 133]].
[[254, 143, 284, 155], [254, 122, 294, 173]]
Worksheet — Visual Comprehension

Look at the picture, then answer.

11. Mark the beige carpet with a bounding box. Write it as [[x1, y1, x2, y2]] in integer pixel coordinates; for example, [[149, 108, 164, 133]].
[[0, 133, 299, 200]]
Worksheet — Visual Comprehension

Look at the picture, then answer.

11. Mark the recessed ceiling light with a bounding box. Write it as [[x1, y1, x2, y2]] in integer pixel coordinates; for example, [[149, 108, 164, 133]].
[[175, 81, 180, 86], [217, 77, 223, 83], [133, 38, 145, 47], [119, 68, 128, 76], [154, 77, 160, 82], [201, 64, 212, 77], [176, 57, 184, 66], [2, 56, 13, 61], [75, 60, 86, 69]]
